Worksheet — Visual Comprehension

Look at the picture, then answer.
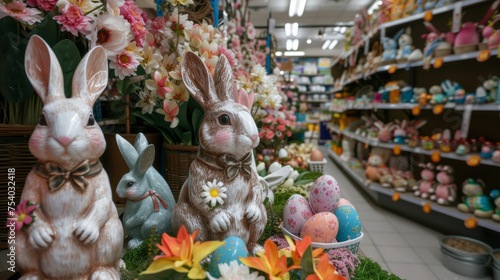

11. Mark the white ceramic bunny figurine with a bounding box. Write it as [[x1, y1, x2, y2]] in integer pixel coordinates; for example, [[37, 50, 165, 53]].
[[116, 133, 176, 249], [172, 51, 266, 253], [16, 35, 123, 279]]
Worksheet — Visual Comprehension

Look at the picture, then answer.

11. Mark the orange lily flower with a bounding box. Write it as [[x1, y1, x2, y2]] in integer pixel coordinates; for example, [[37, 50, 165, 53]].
[[141, 225, 224, 279], [283, 235, 324, 266], [240, 239, 301, 280], [305, 254, 346, 280]]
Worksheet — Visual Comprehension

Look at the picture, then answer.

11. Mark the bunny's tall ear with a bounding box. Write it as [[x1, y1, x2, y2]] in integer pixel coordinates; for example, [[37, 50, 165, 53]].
[[181, 51, 216, 106], [136, 145, 155, 176], [72, 46, 108, 106], [133, 133, 149, 155], [214, 54, 234, 102], [116, 134, 139, 170], [25, 35, 65, 104]]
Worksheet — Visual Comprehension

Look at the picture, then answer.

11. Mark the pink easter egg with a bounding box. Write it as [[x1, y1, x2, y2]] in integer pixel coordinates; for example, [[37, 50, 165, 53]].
[[337, 198, 356, 211], [309, 175, 342, 213], [282, 194, 314, 235], [300, 212, 339, 243]]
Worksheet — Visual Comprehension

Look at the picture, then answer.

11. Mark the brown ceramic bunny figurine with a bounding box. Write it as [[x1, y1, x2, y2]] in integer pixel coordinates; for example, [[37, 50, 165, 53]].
[[15, 35, 123, 279], [172, 52, 266, 253]]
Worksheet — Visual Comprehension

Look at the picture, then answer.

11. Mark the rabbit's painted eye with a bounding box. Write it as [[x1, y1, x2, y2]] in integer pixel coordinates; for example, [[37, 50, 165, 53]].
[[218, 114, 231, 125], [38, 114, 48, 126], [127, 181, 134, 188], [87, 114, 95, 126]]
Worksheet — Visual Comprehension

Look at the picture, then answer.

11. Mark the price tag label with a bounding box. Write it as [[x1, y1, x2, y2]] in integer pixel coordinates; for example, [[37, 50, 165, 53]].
[[477, 50, 491, 62], [451, 1, 462, 33], [424, 11, 433, 22], [452, 2, 462, 33], [388, 64, 397, 74], [433, 57, 443, 69]]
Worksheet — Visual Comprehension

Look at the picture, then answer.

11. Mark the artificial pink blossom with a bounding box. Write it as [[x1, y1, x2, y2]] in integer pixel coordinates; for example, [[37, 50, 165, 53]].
[[53, 5, 92, 36], [146, 71, 174, 98], [236, 26, 245, 36], [246, 23, 256, 40], [149, 17, 166, 35], [7, 200, 37, 231], [0, 1, 43, 25], [28, 0, 57, 11], [218, 46, 237, 67], [109, 51, 142, 80], [120, 1, 147, 47]]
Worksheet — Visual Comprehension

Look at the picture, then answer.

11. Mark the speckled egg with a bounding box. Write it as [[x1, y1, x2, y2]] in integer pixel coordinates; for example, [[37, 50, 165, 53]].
[[337, 198, 356, 211], [209, 236, 248, 278], [334, 205, 361, 242], [300, 212, 339, 243], [283, 194, 315, 235], [309, 175, 342, 213]]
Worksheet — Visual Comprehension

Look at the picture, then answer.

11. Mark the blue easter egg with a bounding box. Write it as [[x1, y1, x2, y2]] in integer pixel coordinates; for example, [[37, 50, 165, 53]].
[[209, 236, 248, 278], [334, 205, 361, 242]]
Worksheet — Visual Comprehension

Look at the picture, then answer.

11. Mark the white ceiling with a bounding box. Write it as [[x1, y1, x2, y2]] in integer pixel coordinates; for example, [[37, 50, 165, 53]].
[[248, 0, 374, 57], [136, 0, 374, 58]]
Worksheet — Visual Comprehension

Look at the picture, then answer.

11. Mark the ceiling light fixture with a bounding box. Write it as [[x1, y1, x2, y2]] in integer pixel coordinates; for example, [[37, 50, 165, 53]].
[[321, 40, 331, 50], [367, 0, 382, 15], [286, 39, 293, 50], [284, 51, 305, 56], [292, 22, 299, 36], [328, 39, 338, 50], [307, 39, 312, 44], [340, 26, 347, 33], [276, 51, 283, 56], [292, 39, 299, 50], [289, 0, 297, 17], [334, 26, 341, 32], [285, 23, 291, 36], [297, 0, 307, 17]]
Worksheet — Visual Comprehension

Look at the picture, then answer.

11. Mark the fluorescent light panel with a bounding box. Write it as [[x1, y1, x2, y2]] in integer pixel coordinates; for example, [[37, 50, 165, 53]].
[[292, 22, 298, 36], [292, 39, 299, 50], [328, 40, 338, 50], [289, 0, 307, 17], [276, 51, 283, 56], [321, 40, 331, 50], [285, 23, 291, 36], [289, 0, 297, 17], [284, 51, 305, 56], [340, 26, 347, 33], [297, 0, 307, 17], [286, 39, 293, 50]]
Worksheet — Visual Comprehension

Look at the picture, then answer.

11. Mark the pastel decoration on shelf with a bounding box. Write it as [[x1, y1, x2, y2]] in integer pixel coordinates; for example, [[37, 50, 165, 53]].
[[401, 86, 414, 103], [481, 141, 494, 159], [382, 28, 405, 63], [429, 85, 447, 105], [482, 14, 500, 49], [457, 179, 495, 218], [338, 198, 356, 211], [393, 120, 407, 144], [309, 175, 342, 213], [209, 236, 249, 278], [374, 121, 396, 142], [334, 205, 362, 242], [413, 162, 436, 199], [300, 212, 339, 243], [491, 190, 500, 222], [430, 165, 457, 205], [440, 80, 463, 103], [171, 52, 266, 254], [283, 194, 314, 235], [365, 154, 383, 182], [16, 36, 123, 279], [396, 27, 415, 62], [116, 133, 176, 249]]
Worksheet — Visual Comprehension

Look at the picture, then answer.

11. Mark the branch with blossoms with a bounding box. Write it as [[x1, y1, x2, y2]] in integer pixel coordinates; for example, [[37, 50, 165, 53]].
[[258, 108, 295, 160]]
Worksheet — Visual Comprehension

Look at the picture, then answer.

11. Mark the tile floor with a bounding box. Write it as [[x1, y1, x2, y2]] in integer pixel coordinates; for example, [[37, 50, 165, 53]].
[[320, 146, 494, 280]]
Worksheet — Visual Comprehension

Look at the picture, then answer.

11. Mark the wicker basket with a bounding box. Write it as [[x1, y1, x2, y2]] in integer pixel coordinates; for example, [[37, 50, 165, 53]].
[[282, 226, 363, 255], [163, 143, 199, 200], [0, 124, 36, 249]]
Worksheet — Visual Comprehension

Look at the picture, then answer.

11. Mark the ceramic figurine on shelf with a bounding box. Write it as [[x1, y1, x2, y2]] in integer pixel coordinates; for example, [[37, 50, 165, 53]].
[[340, 137, 355, 162], [396, 27, 415, 62], [16, 36, 123, 279], [172, 51, 266, 253], [116, 133, 176, 249], [365, 154, 383, 182], [413, 163, 436, 199], [429, 85, 446, 105], [440, 80, 463, 103], [491, 190, 500, 222], [392, 170, 409, 192], [480, 141, 494, 159], [458, 179, 495, 218], [382, 28, 405, 63], [406, 119, 427, 139], [430, 165, 457, 205], [393, 120, 407, 144], [492, 144, 500, 162], [401, 86, 413, 103], [482, 15, 500, 49], [374, 121, 396, 142]]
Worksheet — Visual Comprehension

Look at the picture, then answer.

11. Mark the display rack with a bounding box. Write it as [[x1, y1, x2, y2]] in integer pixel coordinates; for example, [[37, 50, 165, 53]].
[[327, 149, 500, 234]]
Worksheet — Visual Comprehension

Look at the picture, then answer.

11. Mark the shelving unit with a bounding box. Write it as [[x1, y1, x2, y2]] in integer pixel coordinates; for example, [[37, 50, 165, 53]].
[[328, 102, 500, 113], [327, 149, 500, 235]]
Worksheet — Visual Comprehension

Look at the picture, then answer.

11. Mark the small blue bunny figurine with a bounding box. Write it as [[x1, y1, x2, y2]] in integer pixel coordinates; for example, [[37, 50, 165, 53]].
[[382, 28, 405, 62], [116, 133, 176, 249]]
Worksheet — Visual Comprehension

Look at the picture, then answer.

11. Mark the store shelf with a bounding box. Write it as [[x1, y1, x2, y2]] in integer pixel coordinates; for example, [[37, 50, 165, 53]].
[[305, 99, 331, 103], [297, 73, 331, 77], [327, 149, 500, 233], [301, 91, 335, 94], [329, 102, 500, 113], [298, 83, 335, 86], [455, 103, 500, 111], [325, 123, 341, 134], [340, 130, 500, 167]]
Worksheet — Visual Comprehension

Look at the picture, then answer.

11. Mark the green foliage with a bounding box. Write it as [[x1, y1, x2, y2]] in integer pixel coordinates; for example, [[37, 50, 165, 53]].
[[353, 257, 404, 280], [121, 229, 161, 280], [52, 39, 81, 98], [300, 246, 315, 280], [293, 171, 322, 186]]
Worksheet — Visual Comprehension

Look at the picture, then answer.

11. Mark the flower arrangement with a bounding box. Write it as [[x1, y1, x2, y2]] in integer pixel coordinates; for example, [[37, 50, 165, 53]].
[[258, 108, 294, 159]]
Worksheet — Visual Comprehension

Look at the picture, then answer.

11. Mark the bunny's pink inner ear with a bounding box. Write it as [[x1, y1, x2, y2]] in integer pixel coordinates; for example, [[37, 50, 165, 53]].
[[72, 46, 108, 106], [181, 51, 216, 106], [238, 88, 250, 110], [248, 91, 254, 109], [214, 54, 234, 102], [233, 84, 239, 101], [25, 35, 65, 104]]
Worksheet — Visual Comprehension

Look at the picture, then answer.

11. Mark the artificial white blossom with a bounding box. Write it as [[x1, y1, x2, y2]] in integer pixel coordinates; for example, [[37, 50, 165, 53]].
[[201, 179, 227, 207], [206, 260, 265, 280]]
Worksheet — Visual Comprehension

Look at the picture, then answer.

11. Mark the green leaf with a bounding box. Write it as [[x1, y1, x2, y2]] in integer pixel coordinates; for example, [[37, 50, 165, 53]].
[[0, 35, 33, 103], [117, 78, 140, 95], [27, 13, 58, 47], [176, 101, 191, 131], [300, 246, 315, 280], [293, 179, 316, 186], [52, 40, 81, 98], [182, 131, 192, 146], [294, 171, 311, 182], [191, 108, 203, 145]]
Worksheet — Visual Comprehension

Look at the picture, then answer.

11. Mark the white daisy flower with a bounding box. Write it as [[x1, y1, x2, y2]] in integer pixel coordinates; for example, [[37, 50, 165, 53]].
[[201, 179, 227, 207], [206, 260, 264, 280]]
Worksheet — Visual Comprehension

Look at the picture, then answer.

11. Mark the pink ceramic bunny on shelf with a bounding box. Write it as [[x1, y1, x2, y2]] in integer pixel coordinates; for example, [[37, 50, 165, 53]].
[[430, 165, 457, 205], [374, 121, 396, 142], [172, 52, 266, 253], [15, 36, 123, 279], [413, 163, 436, 199]]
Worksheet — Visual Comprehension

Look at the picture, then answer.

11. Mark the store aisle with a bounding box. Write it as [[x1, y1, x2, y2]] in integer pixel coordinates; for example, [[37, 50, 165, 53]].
[[319, 146, 493, 280]]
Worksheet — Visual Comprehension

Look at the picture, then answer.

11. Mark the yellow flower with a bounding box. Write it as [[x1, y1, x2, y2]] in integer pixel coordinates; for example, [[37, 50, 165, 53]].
[[240, 239, 301, 280], [141, 225, 224, 279], [169, 0, 194, 6]]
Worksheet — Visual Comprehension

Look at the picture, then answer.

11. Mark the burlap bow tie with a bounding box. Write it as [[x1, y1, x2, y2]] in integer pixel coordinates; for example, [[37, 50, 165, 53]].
[[218, 152, 252, 181], [129, 190, 169, 212], [34, 160, 102, 193]]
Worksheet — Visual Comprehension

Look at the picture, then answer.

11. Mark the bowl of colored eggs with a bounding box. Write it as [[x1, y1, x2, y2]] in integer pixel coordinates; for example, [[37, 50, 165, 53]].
[[281, 175, 363, 254]]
